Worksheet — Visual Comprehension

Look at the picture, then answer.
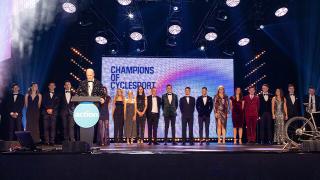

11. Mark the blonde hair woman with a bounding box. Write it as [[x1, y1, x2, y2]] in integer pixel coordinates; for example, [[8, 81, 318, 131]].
[[112, 88, 125, 143], [124, 90, 137, 144], [213, 85, 229, 144]]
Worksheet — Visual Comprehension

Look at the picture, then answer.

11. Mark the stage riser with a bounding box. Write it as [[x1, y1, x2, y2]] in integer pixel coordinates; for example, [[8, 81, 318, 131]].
[[1, 153, 320, 180]]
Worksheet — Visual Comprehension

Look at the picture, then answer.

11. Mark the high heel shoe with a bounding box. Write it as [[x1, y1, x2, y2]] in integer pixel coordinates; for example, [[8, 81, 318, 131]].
[[239, 139, 242, 144], [233, 139, 237, 144], [127, 138, 130, 145]]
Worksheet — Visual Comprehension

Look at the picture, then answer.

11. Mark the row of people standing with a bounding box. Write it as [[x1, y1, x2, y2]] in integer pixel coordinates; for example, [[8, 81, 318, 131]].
[[2, 81, 77, 145], [110, 84, 229, 145]]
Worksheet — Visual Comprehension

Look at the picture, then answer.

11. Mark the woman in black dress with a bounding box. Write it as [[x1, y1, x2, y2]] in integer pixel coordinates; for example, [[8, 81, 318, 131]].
[[25, 82, 42, 143], [98, 87, 111, 146], [136, 86, 147, 144], [112, 88, 125, 143]]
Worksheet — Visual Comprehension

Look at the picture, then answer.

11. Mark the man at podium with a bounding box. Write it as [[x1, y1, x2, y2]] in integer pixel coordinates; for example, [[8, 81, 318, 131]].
[[74, 68, 106, 145], [77, 68, 106, 102]]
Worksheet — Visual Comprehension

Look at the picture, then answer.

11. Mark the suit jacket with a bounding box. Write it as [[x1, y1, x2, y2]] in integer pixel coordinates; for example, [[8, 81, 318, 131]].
[[76, 79, 105, 97], [146, 95, 162, 119], [303, 94, 320, 112], [196, 96, 213, 117], [60, 90, 76, 116], [5, 94, 24, 118], [179, 96, 195, 118], [42, 92, 60, 116], [243, 95, 260, 117], [285, 94, 300, 118], [162, 93, 178, 117], [258, 93, 272, 116]]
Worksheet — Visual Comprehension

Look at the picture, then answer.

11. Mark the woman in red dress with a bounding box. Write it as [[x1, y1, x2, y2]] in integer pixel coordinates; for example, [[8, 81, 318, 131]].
[[230, 87, 244, 144]]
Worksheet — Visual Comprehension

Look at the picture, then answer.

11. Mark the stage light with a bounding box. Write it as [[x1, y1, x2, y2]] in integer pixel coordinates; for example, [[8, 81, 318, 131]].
[[166, 36, 177, 47], [117, 0, 132, 6], [95, 36, 108, 45], [226, 0, 240, 7], [275, 7, 288, 17], [130, 32, 143, 41], [238, 38, 250, 46], [216, 10, 228, 21], [259, 25, 265, 30], [173, 6, 179, 11], [205, 32, 218, 41], [199, 45, 205, 51], [62, 2, 77, 14], [128, 12, 134, 19], [168, 24, 182, 35], [109, 42, 119, 55], [95, 31, 108, 45]]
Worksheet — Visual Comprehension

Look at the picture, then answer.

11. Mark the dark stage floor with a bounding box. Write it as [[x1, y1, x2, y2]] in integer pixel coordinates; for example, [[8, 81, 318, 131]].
[[1, 143, 320, 180]]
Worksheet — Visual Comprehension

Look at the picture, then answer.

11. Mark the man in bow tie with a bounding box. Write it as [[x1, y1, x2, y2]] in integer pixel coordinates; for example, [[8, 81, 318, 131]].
[[179, 87, 195, 145], [76, 68, 105, 104], [4, 83, 24, 140], [285, 84, 300, 119], [60, 80, 76, 142], [162, 84, 178, 145], [196, 87, 213, 145], [258, 84, 273, 144], [42, 82, 60, 145]]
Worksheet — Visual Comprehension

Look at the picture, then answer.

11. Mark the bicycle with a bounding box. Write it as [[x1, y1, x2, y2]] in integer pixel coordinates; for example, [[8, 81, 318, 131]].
[[284, 103, 320, 149]]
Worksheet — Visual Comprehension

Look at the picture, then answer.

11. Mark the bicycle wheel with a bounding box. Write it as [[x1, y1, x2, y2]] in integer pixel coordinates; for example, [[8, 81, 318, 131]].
[[285, 116, 316, 145]]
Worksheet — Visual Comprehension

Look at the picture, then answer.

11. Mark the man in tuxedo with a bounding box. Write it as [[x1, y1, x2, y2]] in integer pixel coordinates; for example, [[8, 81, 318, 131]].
[[60, 80, 76, 141], [76, 69, 105, 143], [76, 68, 105, 101], [162, 84, 178, 145], [303, 86, 320, 127], [243, 86, 260, 143], [147, 87, 161, 145], [179, 87, 195, 145], [196, 87, 213, 145], [258, 84, 273, 144], [42, 82, 60, 145], [5, 83, 24, 140], [285, 84, 300, 119]]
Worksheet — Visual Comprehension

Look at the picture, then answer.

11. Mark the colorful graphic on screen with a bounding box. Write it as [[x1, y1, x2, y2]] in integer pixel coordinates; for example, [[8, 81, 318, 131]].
[[0, 0, 12, 61], [102, 57, 234, 138]]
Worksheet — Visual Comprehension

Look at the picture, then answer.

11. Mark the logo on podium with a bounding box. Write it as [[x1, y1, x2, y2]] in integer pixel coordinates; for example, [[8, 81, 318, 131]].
[[74, 102, 99, 128]]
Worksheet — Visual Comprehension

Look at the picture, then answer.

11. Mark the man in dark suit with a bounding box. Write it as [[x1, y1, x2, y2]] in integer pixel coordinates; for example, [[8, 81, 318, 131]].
[[146, 87, 161, 145], [285, 84, 300, 119], [42, 82, 60, 145], [196, 87, 213, 145], [60, 80, 76, 141], [258, 84, 273, 144], [76, 68, 105, 100], [4, 83, 24, 140], [303, 86, 320, 127], [243, 86, 260, 143], [162, 84, 178, 145], [179, 87, 195, 145]]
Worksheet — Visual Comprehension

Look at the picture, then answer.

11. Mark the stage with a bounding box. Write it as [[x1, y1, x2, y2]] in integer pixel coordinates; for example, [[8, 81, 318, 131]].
[[1, 143, 320, 180]]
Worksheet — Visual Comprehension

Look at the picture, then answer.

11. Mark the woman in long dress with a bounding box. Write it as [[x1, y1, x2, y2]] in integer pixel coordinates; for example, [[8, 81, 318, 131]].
[[98, 87, 111, 146], [136, 86, 147, 144], [25, 82, 42, 143], [271, 88, 288, 144], [230, 87, 244, 144], [124, 91, 137, 144], [112, 89, 125, 143], [214, 85, 229, 144]]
